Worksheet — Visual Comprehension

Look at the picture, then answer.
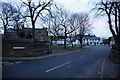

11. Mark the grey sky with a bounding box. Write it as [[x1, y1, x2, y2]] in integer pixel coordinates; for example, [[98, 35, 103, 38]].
[[54, 0, 112, 38]]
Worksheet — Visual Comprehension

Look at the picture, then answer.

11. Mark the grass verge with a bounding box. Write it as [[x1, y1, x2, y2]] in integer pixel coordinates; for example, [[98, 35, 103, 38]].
[[52, 45, 86, 51]]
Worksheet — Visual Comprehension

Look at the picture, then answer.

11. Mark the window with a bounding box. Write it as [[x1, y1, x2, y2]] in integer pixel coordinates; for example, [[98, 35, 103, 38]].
[[97, 42, 99, 45], [41, 33, 45, 36], [90, 42, 92, 44]]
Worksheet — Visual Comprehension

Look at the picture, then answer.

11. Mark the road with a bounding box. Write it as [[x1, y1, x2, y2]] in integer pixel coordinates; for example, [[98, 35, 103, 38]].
[[2, 45, 120, 78]]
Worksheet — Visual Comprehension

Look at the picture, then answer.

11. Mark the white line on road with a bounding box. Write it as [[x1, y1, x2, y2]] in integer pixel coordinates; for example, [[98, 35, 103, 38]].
[[78, 56, 86, 60], [46, 61, 72, 73], [100, 57, 106, 79], [76, 50, 81, 51]]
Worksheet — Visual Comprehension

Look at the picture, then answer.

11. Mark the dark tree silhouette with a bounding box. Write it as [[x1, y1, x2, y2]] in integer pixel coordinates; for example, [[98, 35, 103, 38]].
[[21, 0, 53, 42], [0, 2, 17, 37], [93, 0, 120, 51], [72, 13, 91, 48]]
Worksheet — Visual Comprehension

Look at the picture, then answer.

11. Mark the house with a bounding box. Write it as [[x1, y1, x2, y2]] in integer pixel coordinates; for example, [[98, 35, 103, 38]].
[[73, 34, 102, 46], [6, 28, 16, 37], [83, 35, 101, 45], [20, 28, 48, 41], [51, 34, 102, 46], [6, 28, 48, 41], [52, 36, 70, 45]]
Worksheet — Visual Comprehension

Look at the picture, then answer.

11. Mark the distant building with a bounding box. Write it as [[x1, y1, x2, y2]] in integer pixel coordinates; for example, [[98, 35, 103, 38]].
[[6, 28, 16, 37], [6, 28, 48, 41], [52, 34, 102, 46], [52, 36, 70, 45], [73, 34, 102, 46], [20, 28, 48, 41], [83, 35, 101, 45], [110, 37, 115, 45]]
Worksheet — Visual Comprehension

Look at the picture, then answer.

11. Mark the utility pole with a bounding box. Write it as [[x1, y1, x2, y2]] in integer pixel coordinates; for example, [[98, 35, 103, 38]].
[[48, 4, 51, 53]]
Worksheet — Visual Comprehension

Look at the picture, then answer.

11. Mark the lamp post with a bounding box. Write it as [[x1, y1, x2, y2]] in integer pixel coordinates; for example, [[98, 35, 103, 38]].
[[48, 3, 51, 53], [48, 0, 53, 53]]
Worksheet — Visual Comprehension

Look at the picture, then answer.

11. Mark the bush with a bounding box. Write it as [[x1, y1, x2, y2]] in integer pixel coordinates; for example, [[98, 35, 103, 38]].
[[110, 48, 120, 64]]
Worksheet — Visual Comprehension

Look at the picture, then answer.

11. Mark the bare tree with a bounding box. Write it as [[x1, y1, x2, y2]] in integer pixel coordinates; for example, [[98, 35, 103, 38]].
[[0, 2, 17, 37], [43, 6, 78, 48], [40, 4, 62, 45], [11, 3, 26, 36], [21, 0, 53, 42], [76, 13, 91, 48], [59, 9, 79, 49], [45, 6, 62, 38], [68, 13, 82, 47], [92, 0, 120, 51]]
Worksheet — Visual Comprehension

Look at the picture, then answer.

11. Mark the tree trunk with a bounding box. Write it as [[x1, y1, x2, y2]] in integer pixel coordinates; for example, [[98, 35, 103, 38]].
[[72, 42, 74, 47], [64, 29, 67, 49], [4, 25, 7, 37], [114, 36, 120, 52], [80, 39, 82, 48], [119, 4, 120, 32], [16, 24, 20, 37], [79, 35, 83, 48], [70, 37, 74, 47], [28, 1, 35, 42], [114, 3, 118, 34], [107, 13, 116, 38], [32, 22, 35, 42]]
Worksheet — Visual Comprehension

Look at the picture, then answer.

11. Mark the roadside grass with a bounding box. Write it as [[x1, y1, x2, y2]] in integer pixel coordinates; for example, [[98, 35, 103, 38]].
[[52, 45, 86, 51]]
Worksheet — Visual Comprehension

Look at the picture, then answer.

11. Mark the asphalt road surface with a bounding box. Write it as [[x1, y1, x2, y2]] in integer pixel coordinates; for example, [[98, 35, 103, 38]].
[[2, 45, 119, 78]]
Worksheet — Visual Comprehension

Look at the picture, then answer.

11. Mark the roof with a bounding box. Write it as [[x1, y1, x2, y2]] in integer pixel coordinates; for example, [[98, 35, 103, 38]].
[[74, 34, 100, 40], [6, 28, 47, 33], [6, 29, 15, 33], [83, 36, 100, 40], [22, 28, 47, 33]]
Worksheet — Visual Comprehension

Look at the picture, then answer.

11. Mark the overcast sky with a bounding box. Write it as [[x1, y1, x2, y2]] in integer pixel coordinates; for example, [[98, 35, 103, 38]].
[[0, 0, 112, 38], [54, 0, 112, 38]]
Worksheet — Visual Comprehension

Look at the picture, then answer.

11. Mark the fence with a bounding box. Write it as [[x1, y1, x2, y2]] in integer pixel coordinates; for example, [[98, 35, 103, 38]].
[[2, 37, 49, 57]]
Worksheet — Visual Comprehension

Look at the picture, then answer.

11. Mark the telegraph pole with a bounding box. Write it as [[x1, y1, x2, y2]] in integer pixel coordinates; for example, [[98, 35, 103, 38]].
[[48, 3, 51, 53]]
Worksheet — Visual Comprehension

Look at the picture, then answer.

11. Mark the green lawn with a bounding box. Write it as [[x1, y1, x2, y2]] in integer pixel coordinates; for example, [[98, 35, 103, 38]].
[[52, 45, 86, 51]]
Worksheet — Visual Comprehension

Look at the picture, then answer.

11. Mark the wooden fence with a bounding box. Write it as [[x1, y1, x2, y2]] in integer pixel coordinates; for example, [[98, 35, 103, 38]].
[[2, 37, 49, 57]]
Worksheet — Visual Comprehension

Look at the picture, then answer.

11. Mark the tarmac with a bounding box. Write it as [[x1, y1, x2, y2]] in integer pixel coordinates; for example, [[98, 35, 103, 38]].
[[1, 46, 120, 78], [2, 46, 91, 62]]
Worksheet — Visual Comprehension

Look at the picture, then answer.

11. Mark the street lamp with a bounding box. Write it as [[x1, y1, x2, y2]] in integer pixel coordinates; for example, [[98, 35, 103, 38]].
[[48, 4, 52, 53], [48, 1, 54, 53]]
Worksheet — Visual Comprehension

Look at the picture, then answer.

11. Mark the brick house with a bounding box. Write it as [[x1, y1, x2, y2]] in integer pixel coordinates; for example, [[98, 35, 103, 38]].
[[19, 28, 48, 41]]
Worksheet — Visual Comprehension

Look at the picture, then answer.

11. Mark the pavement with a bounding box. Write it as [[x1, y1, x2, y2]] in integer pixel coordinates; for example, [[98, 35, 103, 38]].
[[2, 49, 80, 61]]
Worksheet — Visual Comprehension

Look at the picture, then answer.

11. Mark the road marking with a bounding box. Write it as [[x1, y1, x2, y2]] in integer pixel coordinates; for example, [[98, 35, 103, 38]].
[[78, 56, 86, 60], [46, 61, 72, 72], [15, 61, 22, 64], [77, 50, 81, 51], [100, 57, 106, 79]]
